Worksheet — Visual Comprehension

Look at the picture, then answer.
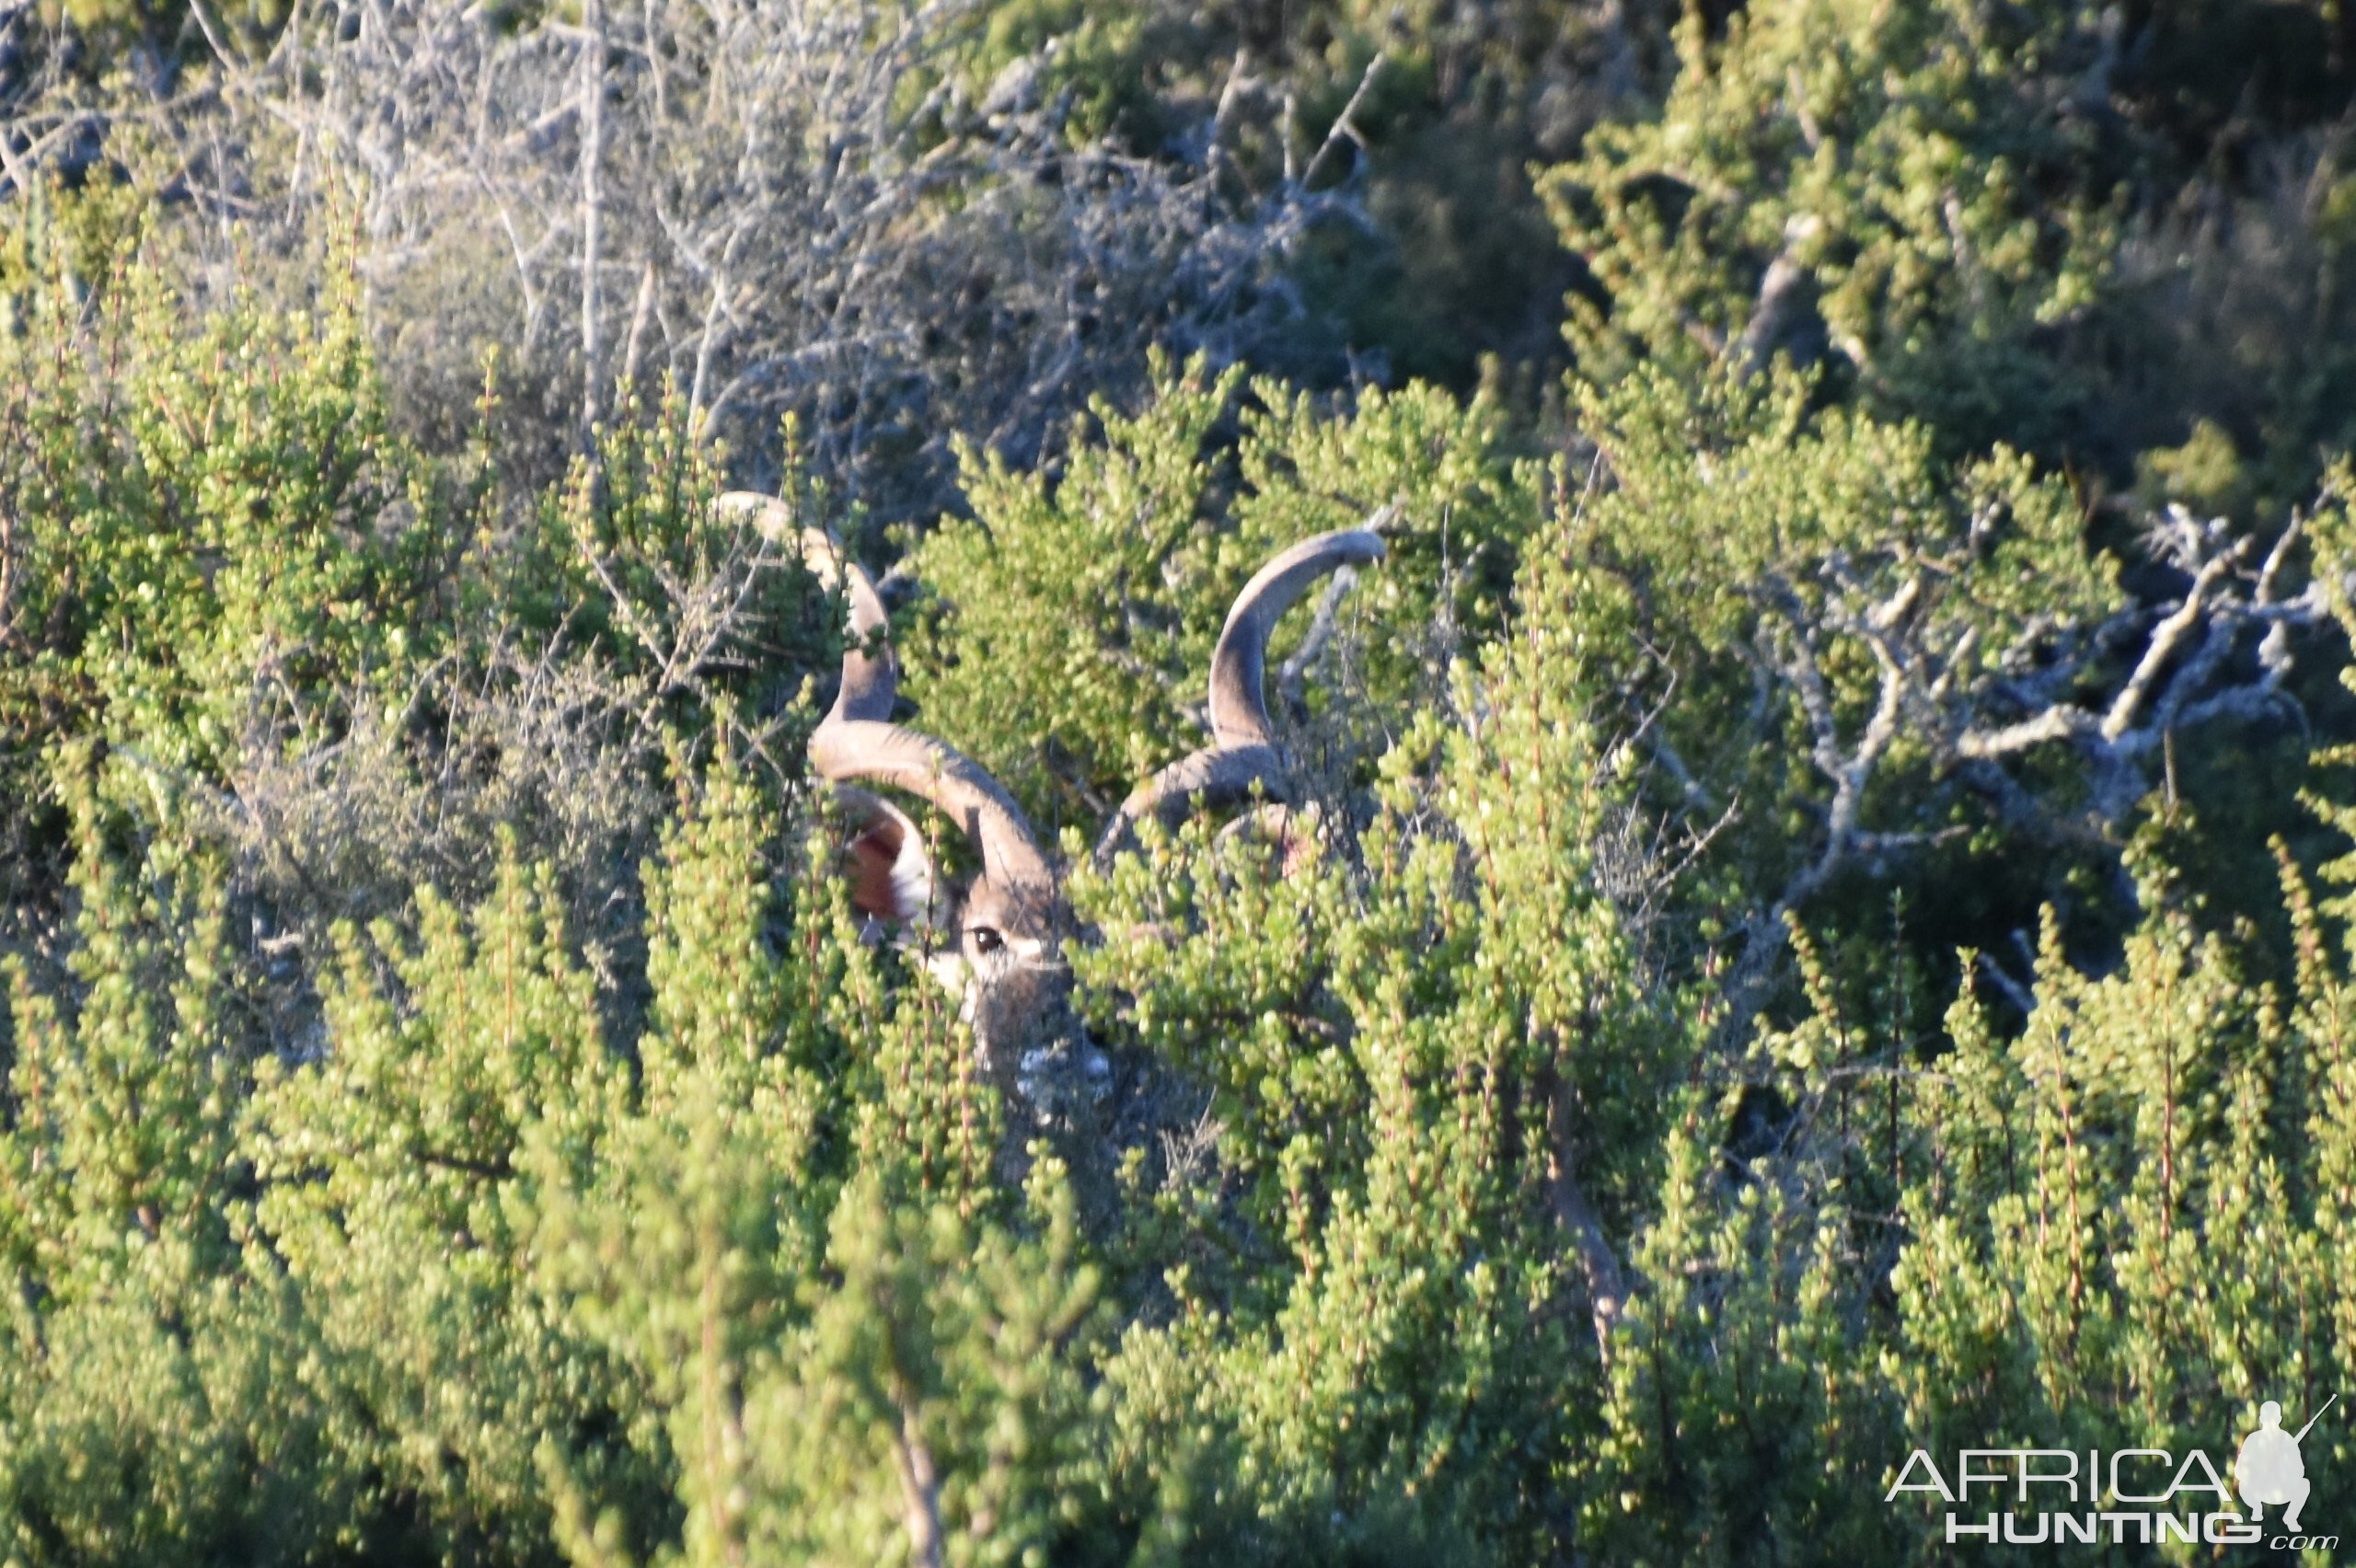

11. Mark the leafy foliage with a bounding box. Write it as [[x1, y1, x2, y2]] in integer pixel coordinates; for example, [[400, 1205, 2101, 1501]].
[[907, 353, 1535, 824], [11, 0, 2356, 1561], [1542, 0, 2123, 453]]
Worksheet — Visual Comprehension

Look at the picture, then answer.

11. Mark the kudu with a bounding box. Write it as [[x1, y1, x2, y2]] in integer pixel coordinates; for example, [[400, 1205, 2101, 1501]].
[[720, 492, 1385, 1113]]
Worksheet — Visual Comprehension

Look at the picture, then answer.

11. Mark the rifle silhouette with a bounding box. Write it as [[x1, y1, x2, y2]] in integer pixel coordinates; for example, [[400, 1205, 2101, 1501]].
[[2293, 1393, 2340, 1445]]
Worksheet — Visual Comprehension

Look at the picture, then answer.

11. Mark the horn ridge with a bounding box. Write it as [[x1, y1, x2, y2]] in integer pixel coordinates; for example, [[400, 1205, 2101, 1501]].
[[729, 489, 1048, 902], [1094, 743, 1288, 866], [1098, 521, 1387, 863], [1207, 525, 1388, 750], [809, 719, 1055, 896], [719, 490, 897, 723]]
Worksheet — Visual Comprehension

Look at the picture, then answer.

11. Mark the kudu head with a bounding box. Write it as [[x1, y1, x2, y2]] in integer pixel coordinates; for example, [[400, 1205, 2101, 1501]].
[[725, 492, 1385, 1107]]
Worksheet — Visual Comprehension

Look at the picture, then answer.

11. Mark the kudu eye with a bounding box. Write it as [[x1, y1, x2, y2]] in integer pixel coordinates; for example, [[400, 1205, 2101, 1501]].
[[967, 925, 1005, 955]]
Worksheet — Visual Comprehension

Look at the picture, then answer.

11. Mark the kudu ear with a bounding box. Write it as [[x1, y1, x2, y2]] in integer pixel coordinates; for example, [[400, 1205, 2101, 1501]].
[[830, 788, 941, 930], [824, 788, 971, 996]]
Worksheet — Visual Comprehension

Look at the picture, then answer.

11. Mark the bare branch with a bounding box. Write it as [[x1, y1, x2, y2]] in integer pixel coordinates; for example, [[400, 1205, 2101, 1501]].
[[2102, 545, 2240, 741], [892, 1398, 945, 1568], [1545, 1061, 1626, 1362], [1301, 52, 1385, 189]]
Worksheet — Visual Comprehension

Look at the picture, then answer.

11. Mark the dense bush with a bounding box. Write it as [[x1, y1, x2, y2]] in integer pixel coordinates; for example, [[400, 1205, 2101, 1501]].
[[902, 354, 1535, 824], [7, 0, 2356, 1562]]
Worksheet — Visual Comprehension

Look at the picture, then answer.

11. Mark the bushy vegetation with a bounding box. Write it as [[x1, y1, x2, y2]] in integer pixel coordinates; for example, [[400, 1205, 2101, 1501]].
[[6, 0, 2356, 1561]]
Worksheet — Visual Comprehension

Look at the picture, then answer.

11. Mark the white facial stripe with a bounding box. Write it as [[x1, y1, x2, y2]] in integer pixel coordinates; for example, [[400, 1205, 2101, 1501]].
[[922, 950, 968, 996], [1003, 936, 1072, 974]]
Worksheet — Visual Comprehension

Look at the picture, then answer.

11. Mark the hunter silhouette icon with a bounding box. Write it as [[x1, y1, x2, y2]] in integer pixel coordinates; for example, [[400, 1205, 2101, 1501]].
[[2238, 1395, 2338, 1532]]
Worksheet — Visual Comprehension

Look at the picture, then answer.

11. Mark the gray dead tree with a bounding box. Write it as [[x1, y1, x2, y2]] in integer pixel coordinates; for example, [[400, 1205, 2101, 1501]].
[[39, 2, 1382, 520], [1671, 501, 2329, 1041]]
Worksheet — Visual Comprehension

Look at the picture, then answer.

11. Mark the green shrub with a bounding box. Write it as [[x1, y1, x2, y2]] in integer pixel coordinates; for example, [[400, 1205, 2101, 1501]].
[[0, 220, 433, 797], [1541, 0, 2123, 456], [904, 352, 1538, 826]]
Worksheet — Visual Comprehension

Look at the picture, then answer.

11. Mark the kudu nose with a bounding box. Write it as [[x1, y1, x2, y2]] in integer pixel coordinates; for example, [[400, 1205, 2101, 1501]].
[[1015, 1034, 1114, 1124]]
